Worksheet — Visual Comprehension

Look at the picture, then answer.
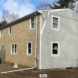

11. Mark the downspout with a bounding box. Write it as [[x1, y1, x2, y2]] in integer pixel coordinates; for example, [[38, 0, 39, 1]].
[[1, 13, 38, 74], [35, 13, 38, 69]]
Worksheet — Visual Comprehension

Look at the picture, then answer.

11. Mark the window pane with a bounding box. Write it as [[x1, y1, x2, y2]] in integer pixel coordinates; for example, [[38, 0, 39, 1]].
[[28, 43, 31, 48], [53, 23, 58, 28], [28, 49, 31, 54], [1, 45, 4, 50], [53, 17, 58, 23], [53, 43, 58, 54], [53, 49, 57, 54], [15, 44, 17, 48], [31, 23, 34, 28], [31, 17, 34, 22], [31, 17, 34, 29], [12, 44, 14, 48], [15, 48, 17, 53], [12, 48, 15, 53]]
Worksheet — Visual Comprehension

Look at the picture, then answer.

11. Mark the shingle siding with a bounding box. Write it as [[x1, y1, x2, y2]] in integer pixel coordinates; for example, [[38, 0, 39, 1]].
[[0, 15, 40, 67]]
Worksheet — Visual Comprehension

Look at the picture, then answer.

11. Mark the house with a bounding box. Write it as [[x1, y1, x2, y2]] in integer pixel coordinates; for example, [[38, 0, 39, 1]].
[[0, 9, 78, 69]]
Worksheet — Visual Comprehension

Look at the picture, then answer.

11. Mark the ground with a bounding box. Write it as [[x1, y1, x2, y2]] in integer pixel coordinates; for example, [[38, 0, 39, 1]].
[[0, 63, 78, 78]]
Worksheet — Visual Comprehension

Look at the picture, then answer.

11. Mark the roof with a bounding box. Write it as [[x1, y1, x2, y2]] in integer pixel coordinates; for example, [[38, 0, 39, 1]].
[[0, 11, 41, 30], [0, 8, 77, 30], [38, 8, 68, 13]]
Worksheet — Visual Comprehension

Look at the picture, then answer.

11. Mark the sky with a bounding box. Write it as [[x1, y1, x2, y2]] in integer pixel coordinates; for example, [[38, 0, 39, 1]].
[[0, 0, 58, 17]]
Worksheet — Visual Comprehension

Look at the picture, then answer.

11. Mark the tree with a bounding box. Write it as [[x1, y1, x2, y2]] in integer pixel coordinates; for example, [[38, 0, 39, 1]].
[[1, 20, 7, 26], [36, 3, 51, 10], [57, 0, 75, 9], [1, 10, 20, 23], [36, 0, 75, 10]]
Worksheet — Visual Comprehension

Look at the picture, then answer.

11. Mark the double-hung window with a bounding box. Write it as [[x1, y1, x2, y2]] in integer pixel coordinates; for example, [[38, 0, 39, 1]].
[[30, 17, 35, 29], [52, 16, 60, 30], [51, 42, 60, 56], [27, 42, 32, 55], [11, 44, 17, 54]]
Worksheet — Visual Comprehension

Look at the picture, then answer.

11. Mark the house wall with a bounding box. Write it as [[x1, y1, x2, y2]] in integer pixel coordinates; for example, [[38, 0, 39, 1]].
[[0, 15, 40, 67], [41, 9, 78, 69]]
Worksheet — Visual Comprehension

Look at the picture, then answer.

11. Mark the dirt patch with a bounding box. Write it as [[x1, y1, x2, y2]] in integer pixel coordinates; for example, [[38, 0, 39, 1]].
[[0, 63, 26, 72], [0, 69, 78, 78], [0, 63, 78, 78]]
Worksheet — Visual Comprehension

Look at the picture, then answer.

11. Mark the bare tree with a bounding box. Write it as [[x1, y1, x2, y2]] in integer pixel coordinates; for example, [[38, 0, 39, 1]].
[[1, 10, 10, 22], [9, 13, 20, 22], [36, 3, 51, 10], [1, 10, 20, 23]]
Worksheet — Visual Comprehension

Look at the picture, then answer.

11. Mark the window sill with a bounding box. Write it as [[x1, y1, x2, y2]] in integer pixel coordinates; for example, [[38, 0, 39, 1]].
[[27, 54, 32, 56], [51, 54, 60, 57], [11, 53, 17, 55]]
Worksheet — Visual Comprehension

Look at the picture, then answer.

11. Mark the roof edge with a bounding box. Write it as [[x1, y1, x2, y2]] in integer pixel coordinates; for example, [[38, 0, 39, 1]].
[[0, 11, 41, 29]]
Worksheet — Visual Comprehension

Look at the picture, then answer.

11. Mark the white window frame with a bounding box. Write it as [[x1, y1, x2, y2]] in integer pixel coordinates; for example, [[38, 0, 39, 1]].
[[0, 30, 2, 37], [30, 17, 35, 29], [27, 42, 32, 56], [8, 26, 11, 35], [51, 15, 60, 31], [51, 42, 60, 57], [11, 44, 17, 54]]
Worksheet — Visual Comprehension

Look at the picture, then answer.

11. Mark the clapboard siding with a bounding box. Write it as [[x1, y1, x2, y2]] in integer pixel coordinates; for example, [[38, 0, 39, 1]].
[[41, 9, 78, 69]]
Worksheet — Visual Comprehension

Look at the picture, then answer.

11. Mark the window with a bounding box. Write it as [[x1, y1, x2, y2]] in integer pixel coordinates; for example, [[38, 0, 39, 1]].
[[1, 44, 4, 50], [0, 30, 2, 37], [51, 42, 59, 56], [8, 26, 11, 35], [52, 16, 60, 30], [30, 17, 35, 29], [11, 44, 17, 54], [53, 17, 58, 28], [27, 42, 32, 55]]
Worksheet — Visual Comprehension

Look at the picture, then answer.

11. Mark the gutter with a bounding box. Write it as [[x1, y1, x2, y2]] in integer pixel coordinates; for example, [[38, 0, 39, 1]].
[[1, 13, 39, 74]]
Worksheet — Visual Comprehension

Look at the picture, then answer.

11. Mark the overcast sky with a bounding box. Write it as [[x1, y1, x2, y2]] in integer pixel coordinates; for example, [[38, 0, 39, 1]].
[[0, 0, 58, 17]]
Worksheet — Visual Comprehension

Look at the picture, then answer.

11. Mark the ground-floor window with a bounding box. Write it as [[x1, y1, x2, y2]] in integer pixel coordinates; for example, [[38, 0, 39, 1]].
[[11, 44, 17, 54], [1, 44, 4, 50], [51, 42, 60, 57], [27, 42, 32, 55]]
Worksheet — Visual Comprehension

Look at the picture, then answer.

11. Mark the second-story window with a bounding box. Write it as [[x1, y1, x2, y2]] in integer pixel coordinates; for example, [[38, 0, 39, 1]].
[[52, 16, 60, 30], [30, 17, 35, 29], [8, 26, 11, 35], [53, 17, 58, 28], [0, 30, 2, 37]]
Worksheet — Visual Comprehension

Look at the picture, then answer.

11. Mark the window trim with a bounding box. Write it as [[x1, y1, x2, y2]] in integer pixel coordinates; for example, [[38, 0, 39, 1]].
[[8, 26, 12, 35], [30, 17, 35, 29], [11, 43, 17, 55], [27, 42, 32, 56], [51, 15, 60, 31], [51, 42, 60, 57]]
